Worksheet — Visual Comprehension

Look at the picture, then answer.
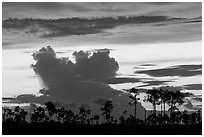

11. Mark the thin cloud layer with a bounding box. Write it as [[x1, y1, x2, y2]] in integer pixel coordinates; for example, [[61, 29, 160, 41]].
[[136, 64, 202, 77], [137, 80, 172, 87], [96, 77, 140, 84], [3, 2, 201, 19], [3, 16, 201, 39], [183, 84, 202, 90], [2, 16, 201, 49]]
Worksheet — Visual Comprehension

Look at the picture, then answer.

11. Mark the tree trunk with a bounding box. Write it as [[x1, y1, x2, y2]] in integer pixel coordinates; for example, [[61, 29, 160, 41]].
[[153, 103, 156, 115], [144, 109, 146, 124], [161, 103, 162, 115], [164, 101, 165, 115], [135, 103, 137, 119], [134, 95, 137, 119]]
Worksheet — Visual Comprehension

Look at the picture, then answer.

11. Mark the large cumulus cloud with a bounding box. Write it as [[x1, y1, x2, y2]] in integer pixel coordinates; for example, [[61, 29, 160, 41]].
[[12, 46, 147, 119], [30, 46, 120, 105]]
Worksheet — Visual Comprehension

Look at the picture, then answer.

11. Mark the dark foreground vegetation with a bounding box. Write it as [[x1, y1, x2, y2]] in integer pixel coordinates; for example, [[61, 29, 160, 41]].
[[3, 122, 201, 135], [2, 88, 202, 135]]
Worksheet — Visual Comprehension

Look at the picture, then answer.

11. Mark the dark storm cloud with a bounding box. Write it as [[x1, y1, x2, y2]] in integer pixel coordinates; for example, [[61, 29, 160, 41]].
[[30, 46, 120, 104], [94, 98, 107, 106], [136, 64, 202, 77], [183, 84, 202, 90]]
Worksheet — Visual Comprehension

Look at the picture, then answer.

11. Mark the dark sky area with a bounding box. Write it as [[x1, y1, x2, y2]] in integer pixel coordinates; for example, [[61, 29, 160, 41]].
[[3, 2, 202, 19]]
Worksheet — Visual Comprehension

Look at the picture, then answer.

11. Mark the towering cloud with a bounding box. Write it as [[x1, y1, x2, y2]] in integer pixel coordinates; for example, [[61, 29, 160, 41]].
[[31, 46, 119, 105]]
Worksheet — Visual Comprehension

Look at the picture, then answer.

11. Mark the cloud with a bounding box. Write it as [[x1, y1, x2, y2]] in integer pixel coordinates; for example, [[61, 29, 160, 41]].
[[138, 63, 157, 67], [3, 15, 172, 38], [11, 46, 150, 119], [183, 101, 200, 111], [2, 16, 201, 50], [183, 84, 202, 90], [157, 86, 183, 92], [29, 46, 120, 105], [14, 94, 53, 104], [94, 98, 107, 106], [181, 92, 195, 97], [3, 15, 201, 39], [3, 2, 201, 19], [136, 64, 202, 77], [96, 77, 140, 84], [192, 97, 202, 102], [137, 80, 172, 87]]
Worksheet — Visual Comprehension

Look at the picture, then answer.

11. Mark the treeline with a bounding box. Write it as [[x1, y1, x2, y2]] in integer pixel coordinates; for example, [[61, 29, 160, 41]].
[[2, 88, 202, 135]]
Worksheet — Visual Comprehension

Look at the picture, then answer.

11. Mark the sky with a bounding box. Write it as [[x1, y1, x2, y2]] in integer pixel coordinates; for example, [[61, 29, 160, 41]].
[[2, 2, 202, 19], [2, 2, 202, 119]]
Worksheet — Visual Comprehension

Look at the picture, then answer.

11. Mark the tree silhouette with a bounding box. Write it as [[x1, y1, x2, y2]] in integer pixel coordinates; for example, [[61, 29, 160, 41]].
[[31, 106, 47, 123], [64, 109, 74, 124], [101, 100, 113, 124], [167, 91, 184, 118], [158, 89, 164, 115], [160, 89, 169, 115], [2, 84, 202, 136], [196, 110, 202, 124], [181, 110, 190, 125], [146, 89, 160, 115], [45, 101, 56, 121], [78, 106, 91, 124], [56, 107, 66, 123], [3, 107, 14, 122], [13, 106, 27, 124], [90, 114, 100, 125], [129, 88, 140, 119]]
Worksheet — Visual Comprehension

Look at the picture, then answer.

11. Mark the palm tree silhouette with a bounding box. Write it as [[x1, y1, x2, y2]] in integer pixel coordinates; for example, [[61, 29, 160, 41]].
[[146, 89, 160, 115], [129, 88, 140, 118], [158, 89, 164, 115], [161, 89, 169, 115]]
